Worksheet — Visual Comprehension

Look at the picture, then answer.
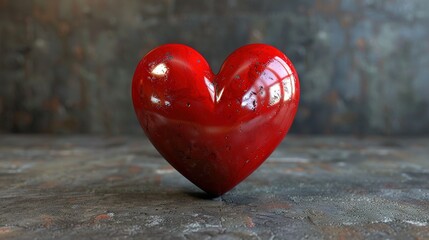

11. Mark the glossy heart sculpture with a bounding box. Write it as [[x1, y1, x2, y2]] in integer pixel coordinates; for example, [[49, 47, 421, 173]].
[[132, 44, 300, 196]]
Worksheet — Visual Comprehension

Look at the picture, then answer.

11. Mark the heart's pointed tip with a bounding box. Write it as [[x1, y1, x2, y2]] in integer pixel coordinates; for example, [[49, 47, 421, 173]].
[[184, 189, 225, 200], [203, 192, 227, 200], [206, 193, 223, 199], [202, 187, 233, 199]]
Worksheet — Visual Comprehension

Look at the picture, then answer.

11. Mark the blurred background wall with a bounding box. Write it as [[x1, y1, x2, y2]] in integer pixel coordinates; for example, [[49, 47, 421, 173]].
[[1, 0, 428, 135]]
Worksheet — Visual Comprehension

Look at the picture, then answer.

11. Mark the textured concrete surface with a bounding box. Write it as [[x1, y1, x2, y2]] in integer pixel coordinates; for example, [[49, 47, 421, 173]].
[[1, 0, 429, 135], [0, 135, 428, 239]]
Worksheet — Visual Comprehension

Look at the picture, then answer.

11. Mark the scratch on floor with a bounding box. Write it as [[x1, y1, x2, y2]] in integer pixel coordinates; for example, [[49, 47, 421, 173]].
[[183, 222, 201, 233], [404, 220, 427, 226], [145, 216, 164, 227]]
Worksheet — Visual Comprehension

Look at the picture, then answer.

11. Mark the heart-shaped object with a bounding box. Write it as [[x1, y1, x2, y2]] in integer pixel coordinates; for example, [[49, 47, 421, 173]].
[[132, 44, 300, 196]]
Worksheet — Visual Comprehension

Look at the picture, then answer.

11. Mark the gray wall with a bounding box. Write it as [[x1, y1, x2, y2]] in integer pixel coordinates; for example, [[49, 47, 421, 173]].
[[1, 0, 428, 135]]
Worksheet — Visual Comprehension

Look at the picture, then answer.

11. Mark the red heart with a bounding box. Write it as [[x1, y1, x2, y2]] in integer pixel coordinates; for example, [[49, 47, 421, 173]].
[[132, 44, 300, 196]]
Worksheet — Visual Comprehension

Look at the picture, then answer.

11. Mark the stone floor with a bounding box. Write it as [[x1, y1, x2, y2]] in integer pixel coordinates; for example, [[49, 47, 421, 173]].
[[0, 135, 428, 239]]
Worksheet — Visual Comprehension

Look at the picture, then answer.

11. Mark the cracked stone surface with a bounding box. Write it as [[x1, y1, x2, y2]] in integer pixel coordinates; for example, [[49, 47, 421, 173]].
[[0, 135, 428, 239]]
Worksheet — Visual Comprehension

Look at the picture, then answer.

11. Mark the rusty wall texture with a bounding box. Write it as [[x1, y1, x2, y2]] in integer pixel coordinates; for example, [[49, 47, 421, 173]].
[[1, 0, 428, 135]]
